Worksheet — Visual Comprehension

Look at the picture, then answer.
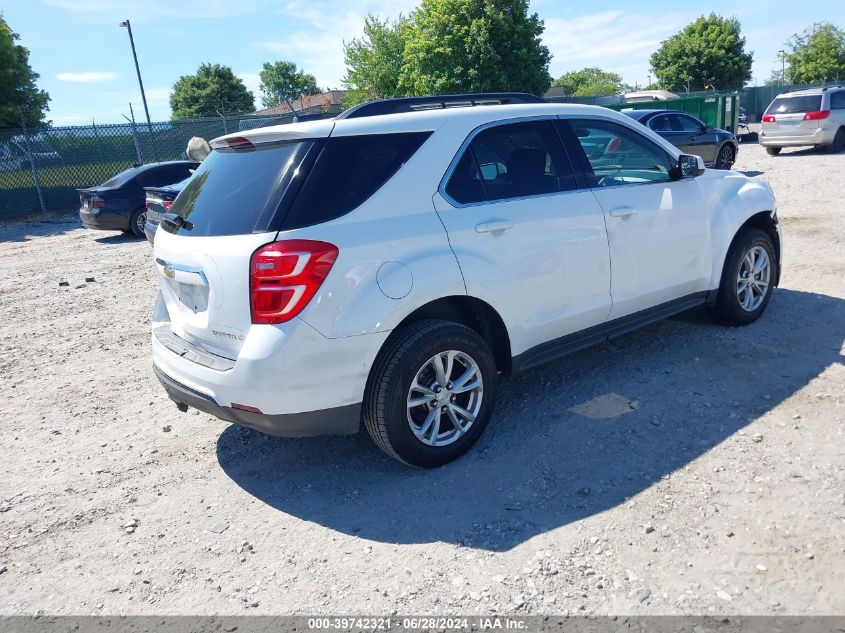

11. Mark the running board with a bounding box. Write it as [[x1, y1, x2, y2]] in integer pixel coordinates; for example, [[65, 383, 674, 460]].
[[512, 292, 709, 374]]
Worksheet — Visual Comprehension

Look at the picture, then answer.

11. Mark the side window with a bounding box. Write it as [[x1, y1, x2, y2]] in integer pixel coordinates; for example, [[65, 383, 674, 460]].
[[445, 151, 486, 204], [649, 114, 673, 132], [138, 166, 185, 188], [447, 120, 576, 203], [675, 114, 703, 133], [284, 132, 431, 229], [567, 119, 673, 187], [830, 91, 845, 110]]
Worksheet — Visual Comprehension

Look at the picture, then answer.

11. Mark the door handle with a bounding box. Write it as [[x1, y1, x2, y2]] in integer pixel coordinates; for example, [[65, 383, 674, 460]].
[[475, 220, 513, 234], [609, 206, 637, 218]]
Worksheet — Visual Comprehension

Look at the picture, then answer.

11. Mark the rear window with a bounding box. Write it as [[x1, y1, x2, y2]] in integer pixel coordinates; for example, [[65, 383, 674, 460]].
[[162, 141, 315, 237], [767, 95, 822, 114], [281, 132, 431, 230], [100, 166, 143, 188]]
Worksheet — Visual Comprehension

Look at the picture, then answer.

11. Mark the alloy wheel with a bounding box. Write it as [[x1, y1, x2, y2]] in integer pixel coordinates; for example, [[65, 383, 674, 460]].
[[736, 245, 770, 312], [406, 350, 483, 447]]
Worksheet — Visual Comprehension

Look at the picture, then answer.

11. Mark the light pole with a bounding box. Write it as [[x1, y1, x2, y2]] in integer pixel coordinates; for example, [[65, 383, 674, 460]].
[[119, 20, 152, 134], [779, 50, 786, 86]]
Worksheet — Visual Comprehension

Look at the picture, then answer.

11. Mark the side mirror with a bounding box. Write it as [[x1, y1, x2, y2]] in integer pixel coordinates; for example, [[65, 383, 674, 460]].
[[678, 154, 705, 178], [703, 124, 714, 131]]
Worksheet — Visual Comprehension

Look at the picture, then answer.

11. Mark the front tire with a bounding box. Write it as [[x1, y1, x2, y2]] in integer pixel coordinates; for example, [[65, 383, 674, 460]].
[[363, 320, 498, 467], [765, 146, 781, 156], [710, 228, 777, 325], [128, 208, 147, 238], [715, 144, 734, 169]]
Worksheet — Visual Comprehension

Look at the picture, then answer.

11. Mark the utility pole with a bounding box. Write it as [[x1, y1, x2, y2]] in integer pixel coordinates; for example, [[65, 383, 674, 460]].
[[779, 50, 786, 86], [120, 19, 158, 160]]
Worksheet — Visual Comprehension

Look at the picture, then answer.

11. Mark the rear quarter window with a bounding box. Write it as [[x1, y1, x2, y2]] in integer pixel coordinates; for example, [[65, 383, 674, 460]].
[[281, 132, 431, 230]]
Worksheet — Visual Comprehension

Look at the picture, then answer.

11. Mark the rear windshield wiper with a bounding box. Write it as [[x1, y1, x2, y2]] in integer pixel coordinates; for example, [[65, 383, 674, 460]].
[[162, 213, 193, 232]]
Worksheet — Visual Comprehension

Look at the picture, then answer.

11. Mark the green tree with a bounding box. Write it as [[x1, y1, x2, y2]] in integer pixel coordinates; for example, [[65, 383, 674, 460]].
[[0, 15, 50, 127], [258, 60, 320, 109], [783, 23, 845, 84], [399, 0, 551, 97], [170, 63, 254, 119], [343, 15, 410, 107], [650, 14, 753, 91], [552, 67, 630, 97]]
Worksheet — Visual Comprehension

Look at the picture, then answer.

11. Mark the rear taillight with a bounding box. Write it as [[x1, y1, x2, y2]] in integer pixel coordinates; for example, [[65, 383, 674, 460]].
[[803, 110, 830, 121], [762, 114, 776, 123], [249, 240, 338, 325], [162, 200, 173, 210]]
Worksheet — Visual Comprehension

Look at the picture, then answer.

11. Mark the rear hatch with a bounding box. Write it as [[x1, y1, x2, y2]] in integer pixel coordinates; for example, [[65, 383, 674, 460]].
[[763, 94, 824, 137], [153, 128, 329, 359]]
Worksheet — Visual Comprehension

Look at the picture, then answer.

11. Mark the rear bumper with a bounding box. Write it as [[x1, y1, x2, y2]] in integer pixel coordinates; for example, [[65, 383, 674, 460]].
[[154, 365, 361, 437], [143, 219, 159, 244], [759, 126, 837, 147], [79, 208, 130, 231], [150, 293, 388, 437]]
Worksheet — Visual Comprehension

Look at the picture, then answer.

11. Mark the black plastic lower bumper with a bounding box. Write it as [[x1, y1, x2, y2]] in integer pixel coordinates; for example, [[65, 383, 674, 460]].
[[153, 365, 361, 437]]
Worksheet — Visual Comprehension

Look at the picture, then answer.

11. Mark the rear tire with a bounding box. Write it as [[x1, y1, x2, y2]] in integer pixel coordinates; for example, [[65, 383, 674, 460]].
[[129, 208, 147, 238], [765, 146, 781, 156], [715, 144, 734, 169], [363, 320, 498, 468], [831, 128, 845, 153], [710, 228, 777, 326]]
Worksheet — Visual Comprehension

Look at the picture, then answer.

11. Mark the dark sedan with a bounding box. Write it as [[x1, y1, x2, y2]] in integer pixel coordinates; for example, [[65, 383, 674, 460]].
[[78, 161, 199, 237], [621, 109, 738, 169], [142, 177, 190, 243]]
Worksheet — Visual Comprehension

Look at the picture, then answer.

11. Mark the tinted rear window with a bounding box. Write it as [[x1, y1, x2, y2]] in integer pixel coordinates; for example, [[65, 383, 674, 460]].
[[100, 166, 143, 188], [767, 95, 822, 114], [282, 132, 431, 230], [162, 142, 314, 237]]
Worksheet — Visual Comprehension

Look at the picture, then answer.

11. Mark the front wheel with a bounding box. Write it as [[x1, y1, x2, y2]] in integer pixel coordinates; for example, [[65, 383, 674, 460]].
[[715, 144, 734, 170], [363, 320, 498, 467], [765, 146, 781, 156], [710, 228, 777, 325]]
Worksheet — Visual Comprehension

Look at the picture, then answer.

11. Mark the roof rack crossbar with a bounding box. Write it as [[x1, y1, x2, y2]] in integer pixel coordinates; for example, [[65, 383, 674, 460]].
[[336, 92, 545, 120]]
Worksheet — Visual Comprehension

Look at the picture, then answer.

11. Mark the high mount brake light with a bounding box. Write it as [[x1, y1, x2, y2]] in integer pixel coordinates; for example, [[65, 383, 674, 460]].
[[224, 136, 255, 151], [249, 240, 339, 325]]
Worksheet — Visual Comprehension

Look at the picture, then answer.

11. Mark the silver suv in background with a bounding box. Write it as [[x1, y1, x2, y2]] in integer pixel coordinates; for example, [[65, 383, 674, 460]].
[[760, 86, 845, 155]]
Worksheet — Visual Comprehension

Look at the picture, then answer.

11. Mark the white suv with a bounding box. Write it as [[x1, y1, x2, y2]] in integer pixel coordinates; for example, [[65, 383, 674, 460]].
[[151, 93, 782, 467], [760, 85, 845, 154]]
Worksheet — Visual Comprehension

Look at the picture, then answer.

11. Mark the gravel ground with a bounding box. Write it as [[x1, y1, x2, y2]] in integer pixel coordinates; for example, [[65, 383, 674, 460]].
[[0, 141, 843, 616]]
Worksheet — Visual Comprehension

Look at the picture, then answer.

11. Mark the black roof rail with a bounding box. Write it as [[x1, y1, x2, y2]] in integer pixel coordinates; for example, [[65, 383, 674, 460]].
[[822, 84, 844, 91], [336, 92, 545, 120]]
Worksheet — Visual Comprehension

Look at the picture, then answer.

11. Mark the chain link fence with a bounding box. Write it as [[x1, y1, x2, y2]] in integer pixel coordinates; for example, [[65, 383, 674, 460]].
[[0, 106, 341, 220]]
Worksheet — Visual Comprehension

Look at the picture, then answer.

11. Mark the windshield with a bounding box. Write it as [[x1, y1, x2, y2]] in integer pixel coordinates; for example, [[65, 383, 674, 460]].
[[162, 141, 314, 237], [767, 95, 822, 114]]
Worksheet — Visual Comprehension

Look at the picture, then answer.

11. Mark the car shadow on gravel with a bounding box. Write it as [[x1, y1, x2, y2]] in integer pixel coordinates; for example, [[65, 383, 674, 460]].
[[0, 213, 81, 242], [217, 288, 844, 551]]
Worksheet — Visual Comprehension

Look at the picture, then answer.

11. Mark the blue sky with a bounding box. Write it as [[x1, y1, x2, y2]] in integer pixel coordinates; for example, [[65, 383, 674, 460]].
[[3, 0, 844, 126]]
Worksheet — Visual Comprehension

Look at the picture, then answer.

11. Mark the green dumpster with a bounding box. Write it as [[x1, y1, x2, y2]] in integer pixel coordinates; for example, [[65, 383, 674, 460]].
[[606, 93, 740, 134]]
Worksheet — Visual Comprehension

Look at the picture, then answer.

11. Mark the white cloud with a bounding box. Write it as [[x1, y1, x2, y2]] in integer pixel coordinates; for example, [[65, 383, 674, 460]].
[[40, 0, 272, 20], [542, 10, 694, 84], [255, 1, 418, 90], [238, 72, 262, 103], [56, 71, 119, 82]]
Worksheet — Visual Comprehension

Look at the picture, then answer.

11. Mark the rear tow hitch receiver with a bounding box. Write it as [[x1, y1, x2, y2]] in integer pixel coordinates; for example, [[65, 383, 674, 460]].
[[176, 402, 189, 413]]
